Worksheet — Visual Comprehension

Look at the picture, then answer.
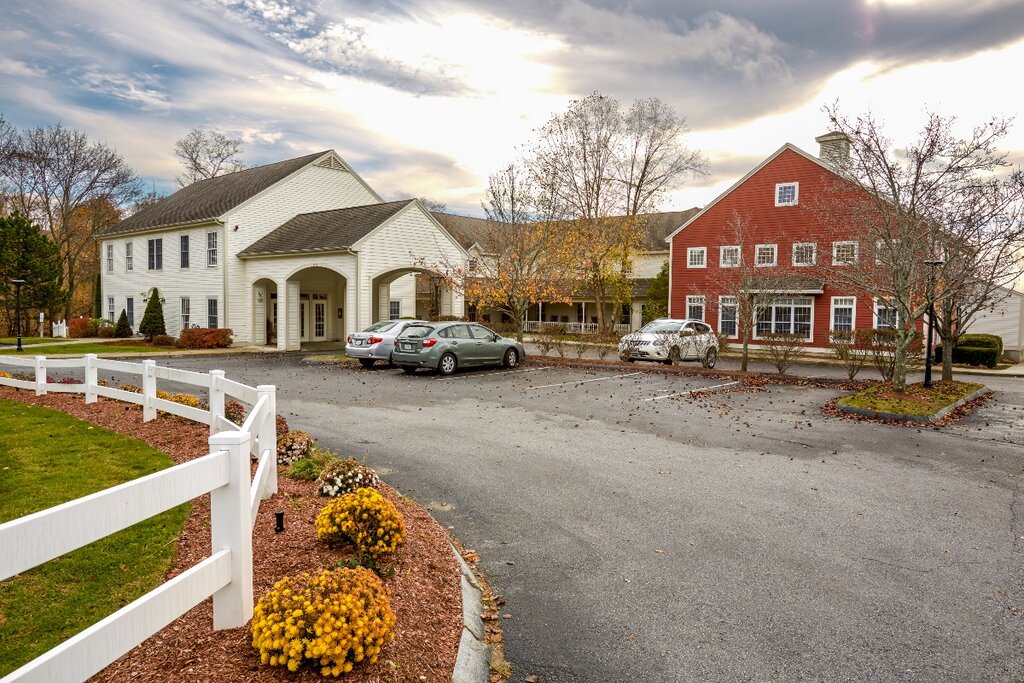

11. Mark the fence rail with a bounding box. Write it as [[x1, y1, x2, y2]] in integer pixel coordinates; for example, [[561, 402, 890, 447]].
[[0, 354, 277, 683]]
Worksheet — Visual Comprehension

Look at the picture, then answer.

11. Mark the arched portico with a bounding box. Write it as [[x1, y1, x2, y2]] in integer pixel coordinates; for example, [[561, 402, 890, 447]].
[[369, 267, 460, 323], [252, 266, 348, 350]]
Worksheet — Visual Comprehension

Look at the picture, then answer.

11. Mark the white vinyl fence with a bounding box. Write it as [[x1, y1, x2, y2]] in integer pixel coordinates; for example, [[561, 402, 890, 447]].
[[0, 354, 278, 683]]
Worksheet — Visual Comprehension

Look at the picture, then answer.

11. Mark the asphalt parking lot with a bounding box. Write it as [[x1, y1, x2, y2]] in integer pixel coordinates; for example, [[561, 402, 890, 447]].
[[91, 354, 1024, 681]]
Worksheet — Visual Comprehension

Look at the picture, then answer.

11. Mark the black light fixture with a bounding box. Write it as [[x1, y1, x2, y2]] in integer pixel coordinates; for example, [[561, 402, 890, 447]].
[[275, 511, 285, 533], [923, 258, 945, 389], [9, 279, 26, 352]]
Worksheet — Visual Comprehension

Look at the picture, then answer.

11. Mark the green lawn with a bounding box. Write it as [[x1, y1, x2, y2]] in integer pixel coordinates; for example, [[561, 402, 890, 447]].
[[0, 400, 189, 676], [0, 342, 180, 356], [0, 337, 61, 346], [838, 380, 985, 417]]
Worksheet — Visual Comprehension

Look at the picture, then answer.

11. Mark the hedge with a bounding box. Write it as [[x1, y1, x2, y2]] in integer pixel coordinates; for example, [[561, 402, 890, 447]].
[[958, 333, 1002, 357], [935, 344, 999, 369], [178, 327, 233, 349]]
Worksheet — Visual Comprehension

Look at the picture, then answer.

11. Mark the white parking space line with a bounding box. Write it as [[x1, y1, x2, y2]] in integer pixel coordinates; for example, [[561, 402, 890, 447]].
[[642, 380, 740, 401], [434, 366, 552, 381], [529, 371, 643, 390]]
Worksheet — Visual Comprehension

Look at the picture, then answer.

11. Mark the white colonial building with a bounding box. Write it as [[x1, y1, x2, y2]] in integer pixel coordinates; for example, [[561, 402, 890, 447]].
[[97, 150, 467, 350]]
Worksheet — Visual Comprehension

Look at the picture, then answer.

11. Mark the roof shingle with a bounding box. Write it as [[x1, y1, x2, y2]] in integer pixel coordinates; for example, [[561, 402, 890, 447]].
[[98, 150, 330, 237], [237, 200, 415, 257]]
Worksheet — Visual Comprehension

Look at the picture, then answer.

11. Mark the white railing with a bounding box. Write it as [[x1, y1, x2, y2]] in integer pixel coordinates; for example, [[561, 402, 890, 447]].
[[523, 321, 631, 334], [0, 354, 278, 683]]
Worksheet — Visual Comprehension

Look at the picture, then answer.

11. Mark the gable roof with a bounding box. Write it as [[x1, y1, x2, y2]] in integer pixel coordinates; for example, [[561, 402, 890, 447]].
[[664, 143, 839, 244], [98, 150, 332, 237], [431, 207, 702, 253], [237, 199, 415, 257]]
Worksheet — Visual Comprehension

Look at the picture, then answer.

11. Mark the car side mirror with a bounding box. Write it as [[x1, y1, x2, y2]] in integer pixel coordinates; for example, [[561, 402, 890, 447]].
[[492, 334, 500, 341]]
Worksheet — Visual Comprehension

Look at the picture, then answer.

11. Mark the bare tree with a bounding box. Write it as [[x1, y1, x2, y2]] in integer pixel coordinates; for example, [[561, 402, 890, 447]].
[[529, 92, 706, 333], [174, 128, 245, 187], [418, 197, 447, 213], [808, 106, 1024, 391], [0, 122, 140, 320]]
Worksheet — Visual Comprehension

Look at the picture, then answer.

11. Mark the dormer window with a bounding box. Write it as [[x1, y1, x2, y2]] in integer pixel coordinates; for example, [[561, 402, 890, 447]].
[[775, 182, 799, 206]]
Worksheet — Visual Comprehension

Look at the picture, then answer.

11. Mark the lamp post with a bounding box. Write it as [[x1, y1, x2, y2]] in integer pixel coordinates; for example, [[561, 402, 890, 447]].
[[923, 259, 945, 388], [9, 279, 27, 352]]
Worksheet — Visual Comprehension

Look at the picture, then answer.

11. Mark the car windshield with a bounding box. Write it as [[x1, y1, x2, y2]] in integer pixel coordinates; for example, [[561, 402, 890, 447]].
[[364, 321, 397, 333], [399, 325, 433, 339], [640, 321, 682, 334]]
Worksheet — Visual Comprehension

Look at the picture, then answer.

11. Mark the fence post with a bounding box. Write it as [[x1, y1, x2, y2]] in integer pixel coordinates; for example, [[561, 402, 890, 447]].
[[256, 385, 277, 497], [34, 356, 47, 396], [84, 354, 98, 404], [209, 370, 225, 436], [142, 359, 157, 422], [209, 430, 254, 630]]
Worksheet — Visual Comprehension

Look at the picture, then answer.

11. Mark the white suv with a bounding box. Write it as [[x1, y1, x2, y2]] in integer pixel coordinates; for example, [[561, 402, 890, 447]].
[[618, 318, 719, 368]]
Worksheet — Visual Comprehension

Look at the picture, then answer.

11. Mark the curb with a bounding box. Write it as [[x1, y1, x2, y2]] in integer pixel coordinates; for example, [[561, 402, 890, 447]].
[[450, 544, 491, 683], [834, 386, 992, 423]]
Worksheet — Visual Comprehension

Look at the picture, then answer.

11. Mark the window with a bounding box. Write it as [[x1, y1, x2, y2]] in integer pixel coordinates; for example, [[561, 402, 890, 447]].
[[180, 297, 191, 330], [874, 300, 899, 330], [755, 297, 813, 340], [106, 244, 114, 273], [775, 182, 799, 206], [468, 257, 479, 271], [686, 295, 705, 321], [180, 235, 190, 269], [207, 231, 218, 267], [207, 298, 218, 329], [125, 242, 133, 271], [831, 297, 856, 333], [126, 297, 134, 328], [720, 245, 740, 268], [107, 296, 115, 323], [449, 324, 473, 339], [147, 238, 163, 270], [719, 296, 738, 338], [687, 247, 706, 269], [620, 304, 631, 326], [755, 244, 777, 267], [470, 325, 497, 339], [792, 242, 816, 266], [389, 299, 401, 320], [832, 241, 858, 265]]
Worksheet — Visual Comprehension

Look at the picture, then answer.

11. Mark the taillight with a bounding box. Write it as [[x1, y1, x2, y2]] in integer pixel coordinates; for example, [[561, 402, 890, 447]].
[[368, 336, 383, 344], [422, 338, 438, 347], [346, 336, 352, 344]]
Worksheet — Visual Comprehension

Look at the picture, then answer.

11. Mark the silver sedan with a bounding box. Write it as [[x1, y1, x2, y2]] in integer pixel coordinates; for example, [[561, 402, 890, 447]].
[[346, 319, 429, 367]]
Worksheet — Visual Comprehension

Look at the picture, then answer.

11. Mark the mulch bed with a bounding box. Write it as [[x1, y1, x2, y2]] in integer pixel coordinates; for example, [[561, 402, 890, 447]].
[[0, 386, 462, 682]]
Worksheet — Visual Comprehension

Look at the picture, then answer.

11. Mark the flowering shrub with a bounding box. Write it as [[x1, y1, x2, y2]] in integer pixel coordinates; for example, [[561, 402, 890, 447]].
[[156, 389, 171, 401], [317, 458, 380, 497], [57, 377, 81, 385], [224, 399, 246, 425], [170, 393, 201, 408], [276, 413, 289, 436], [277, 430, 315, 465], [118, 383, 142, 394], [315, 488, 405, 558], [0, 370, 11, 379], [251, 567, 395, 676], [178, 327, 233, 349]]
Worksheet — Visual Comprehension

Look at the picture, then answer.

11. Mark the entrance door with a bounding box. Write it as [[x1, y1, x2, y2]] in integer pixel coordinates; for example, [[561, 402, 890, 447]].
[[313, 301, 326, 341]]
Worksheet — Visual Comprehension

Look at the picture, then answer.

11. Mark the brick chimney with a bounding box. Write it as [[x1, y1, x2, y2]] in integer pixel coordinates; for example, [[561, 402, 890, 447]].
[[815, 131, 851, 165]]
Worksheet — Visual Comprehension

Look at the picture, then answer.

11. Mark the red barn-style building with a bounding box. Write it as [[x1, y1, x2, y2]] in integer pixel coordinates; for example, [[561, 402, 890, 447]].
[[666, 134, 913, 353]]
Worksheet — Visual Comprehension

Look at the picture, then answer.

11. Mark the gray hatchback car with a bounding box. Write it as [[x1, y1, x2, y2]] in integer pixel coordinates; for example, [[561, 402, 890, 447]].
[[392, 322, 526, 375]]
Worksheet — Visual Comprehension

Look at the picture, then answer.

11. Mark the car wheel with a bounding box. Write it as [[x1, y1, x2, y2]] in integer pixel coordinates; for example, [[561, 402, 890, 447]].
[[388, 352, 396, 367], [702, 347, 718, 369], [401, 366, 417, 375], [358, 358, 375, 368], [438, 353, 458, 376], [503, 348, 519, 368]]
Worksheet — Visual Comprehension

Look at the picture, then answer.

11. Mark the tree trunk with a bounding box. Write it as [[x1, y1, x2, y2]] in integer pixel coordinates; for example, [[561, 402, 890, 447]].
[[892, 337, 909, 392], [938, 316, 955, 382], [741, 328, 750, 372]]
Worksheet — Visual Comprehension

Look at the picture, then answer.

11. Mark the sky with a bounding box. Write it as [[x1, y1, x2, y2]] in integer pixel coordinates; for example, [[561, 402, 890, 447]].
[[1, 0, 1023, 217]]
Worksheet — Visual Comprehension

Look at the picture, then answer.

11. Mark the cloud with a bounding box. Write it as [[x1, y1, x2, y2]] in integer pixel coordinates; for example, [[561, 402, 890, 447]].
[[75, 66, 173, 111], [0, 57, 46, 79]]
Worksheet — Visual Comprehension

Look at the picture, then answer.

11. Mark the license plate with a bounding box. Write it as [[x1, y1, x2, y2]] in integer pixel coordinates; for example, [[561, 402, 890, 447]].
[[401, 343, 413, 351], [353, 340, 363, 346]]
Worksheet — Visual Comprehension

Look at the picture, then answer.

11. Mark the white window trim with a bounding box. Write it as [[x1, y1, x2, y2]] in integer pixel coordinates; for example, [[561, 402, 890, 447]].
[[180, 234, 190, 269], [207, 297, 219, 328], [147, 237, 163, 271], [752, 296, 815, 341], [720, 245, 740, 268], [106, 244, 114, 273], [832, 240, 859, 266], [685, 295, 706, 321], [792, 242, 816, 267], [207, 231, 218, 267], [829, 296, 857, 336], [755, 243, 777, 268], [872, 298, 900, 330], [106, 296, 115, 323], [718, 296, 739, 339], [125, 242, 133, 272], [775, 182, 799, 207], [389, 299, 401, 320], [180, 297, 191, 331], [687, 247, 707, 269]]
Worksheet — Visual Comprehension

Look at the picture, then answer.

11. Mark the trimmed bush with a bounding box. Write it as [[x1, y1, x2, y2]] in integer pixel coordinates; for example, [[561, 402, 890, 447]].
[[317, 458, 381, 497], [113, 309, 132, 338], [277, 430, 315, 465], [315, 488, 405, 558], [68, 317, 97, 338], [251, 567, 396, 676], [178, 327, 233, 349], [959, 333, 1002, 357], [152, 334, 176, 346], [935, 343, 1000, 369]]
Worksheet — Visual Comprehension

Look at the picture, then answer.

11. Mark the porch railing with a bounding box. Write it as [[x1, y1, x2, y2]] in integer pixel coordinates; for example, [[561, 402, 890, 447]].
[[523, 321, 631, 334]]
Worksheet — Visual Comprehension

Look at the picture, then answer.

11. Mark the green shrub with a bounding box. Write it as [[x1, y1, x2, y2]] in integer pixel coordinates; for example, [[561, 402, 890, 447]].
[[286, 447, 336, 481], [277, 430, 315, 465], [113, 309, 132, 338], [958, 333, 1002, 357], [935, 344, 999, 368], [317, 457, 381, 497], [138, 288, 167, 340]]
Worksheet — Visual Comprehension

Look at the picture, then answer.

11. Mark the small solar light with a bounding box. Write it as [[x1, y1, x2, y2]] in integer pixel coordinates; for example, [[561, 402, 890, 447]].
[[275, 511, 285, 533]]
